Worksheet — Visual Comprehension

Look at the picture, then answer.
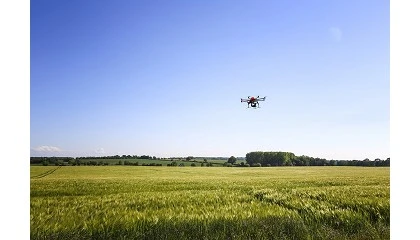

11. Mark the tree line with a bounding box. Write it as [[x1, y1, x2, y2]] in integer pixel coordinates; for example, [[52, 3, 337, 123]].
[[76, 155, 156, 160], [245, 151, 390, 167], [30, 153, 390, 167]]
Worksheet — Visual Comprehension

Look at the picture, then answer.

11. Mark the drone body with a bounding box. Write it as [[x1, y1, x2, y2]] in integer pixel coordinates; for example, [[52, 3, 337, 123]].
[[241, 96, 266, 108]]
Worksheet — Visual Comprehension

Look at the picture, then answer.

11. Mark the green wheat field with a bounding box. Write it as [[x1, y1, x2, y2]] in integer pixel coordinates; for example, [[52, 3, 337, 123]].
[[30, 166, 390, 240]]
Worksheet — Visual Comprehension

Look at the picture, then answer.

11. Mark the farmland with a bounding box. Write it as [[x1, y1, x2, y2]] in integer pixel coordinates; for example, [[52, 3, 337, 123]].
[[30, 166, 389, 239]]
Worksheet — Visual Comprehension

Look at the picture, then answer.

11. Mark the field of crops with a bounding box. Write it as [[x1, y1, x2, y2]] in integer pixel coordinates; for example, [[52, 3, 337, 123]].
[[30, 166, 389, 239]]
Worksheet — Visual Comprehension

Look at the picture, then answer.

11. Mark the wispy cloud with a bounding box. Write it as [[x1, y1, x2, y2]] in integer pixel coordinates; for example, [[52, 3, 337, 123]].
[[95, 148, 105, 154], [31, 145, 62, 152], [329, 27, 343, 42]]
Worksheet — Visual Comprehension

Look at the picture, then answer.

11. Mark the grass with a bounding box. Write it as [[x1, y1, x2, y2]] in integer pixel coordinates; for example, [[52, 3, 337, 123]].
[[30, 166, 390, 239]]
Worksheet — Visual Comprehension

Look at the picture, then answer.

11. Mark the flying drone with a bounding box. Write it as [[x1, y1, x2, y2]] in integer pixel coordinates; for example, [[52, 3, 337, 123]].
[[241, 96, 266, 108]]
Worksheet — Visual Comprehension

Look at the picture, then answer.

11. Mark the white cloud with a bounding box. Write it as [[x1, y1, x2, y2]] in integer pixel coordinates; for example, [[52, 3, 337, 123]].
[[95, 148, 105, 154], [31, 145, 62, 152], [329, 27, 343, 42]]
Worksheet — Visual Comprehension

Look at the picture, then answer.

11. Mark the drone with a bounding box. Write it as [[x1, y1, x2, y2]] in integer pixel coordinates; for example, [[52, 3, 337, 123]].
[[241, 96, 266, 108]]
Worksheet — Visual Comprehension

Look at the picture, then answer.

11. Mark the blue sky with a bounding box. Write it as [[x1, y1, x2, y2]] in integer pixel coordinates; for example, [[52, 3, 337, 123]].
[[30, 0, 389, 160]]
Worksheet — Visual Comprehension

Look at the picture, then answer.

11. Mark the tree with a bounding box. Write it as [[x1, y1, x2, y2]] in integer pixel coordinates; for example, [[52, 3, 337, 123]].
[[227, 156, 237, 164]]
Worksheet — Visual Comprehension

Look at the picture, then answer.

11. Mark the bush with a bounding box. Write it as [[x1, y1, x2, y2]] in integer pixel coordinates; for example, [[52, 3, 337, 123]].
[[228, 156, 237, 164]]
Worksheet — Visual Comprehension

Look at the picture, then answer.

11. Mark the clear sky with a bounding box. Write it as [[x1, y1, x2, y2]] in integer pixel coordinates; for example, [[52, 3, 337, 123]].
[[30, 0, 389, 160]]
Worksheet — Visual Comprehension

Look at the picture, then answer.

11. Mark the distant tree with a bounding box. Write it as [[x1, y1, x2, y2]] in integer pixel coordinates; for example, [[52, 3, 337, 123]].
[[362, 158, 374, 167], [227, 156, 237, 164], [191, 163, 196, 167], [186, 156, 194, 161], [329, 160, 337, 166]]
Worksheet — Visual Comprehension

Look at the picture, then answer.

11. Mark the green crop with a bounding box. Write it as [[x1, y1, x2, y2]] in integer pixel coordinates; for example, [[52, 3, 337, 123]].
[[31, 166, 389, 239]]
